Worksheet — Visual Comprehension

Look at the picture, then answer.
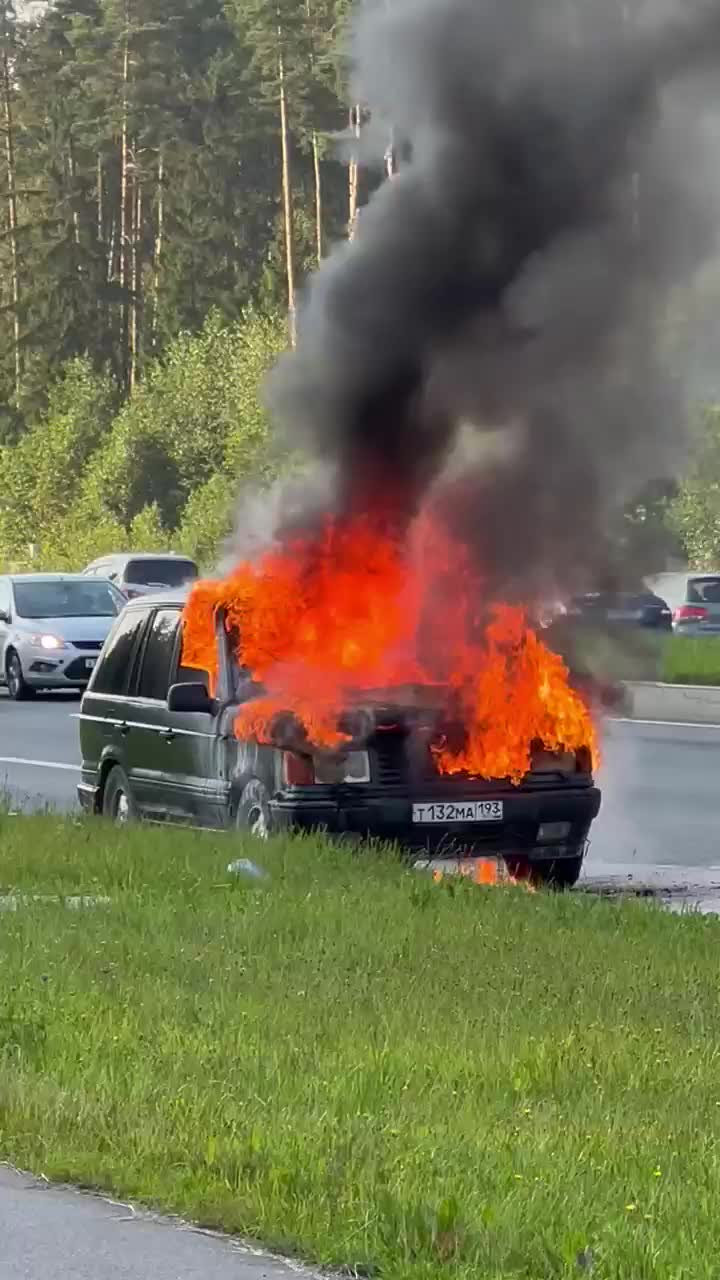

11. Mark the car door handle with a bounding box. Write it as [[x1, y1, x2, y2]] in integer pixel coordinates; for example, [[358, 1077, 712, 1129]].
[[160, 729, 175, 743], [118, 722, 130, 737]]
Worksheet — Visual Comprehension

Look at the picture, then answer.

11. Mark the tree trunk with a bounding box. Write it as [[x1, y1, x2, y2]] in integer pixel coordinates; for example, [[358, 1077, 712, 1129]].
[[311, 129, 322, 263], [96, 152, 103, 243], [151, 149, 163, 351], [129, 165, 141, 392], [348, 104, 360, 239], [304, 0, 322, 264], [1, 29, 20, 405], [119, 4, 130, 383], [68, 141, 80, 248], [277, 33, 296, 346], [107, 217, 115, 282]]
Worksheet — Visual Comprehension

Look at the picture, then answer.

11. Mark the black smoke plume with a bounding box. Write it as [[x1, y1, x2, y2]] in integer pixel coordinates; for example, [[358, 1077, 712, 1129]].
[[265, 0, 720, 600]]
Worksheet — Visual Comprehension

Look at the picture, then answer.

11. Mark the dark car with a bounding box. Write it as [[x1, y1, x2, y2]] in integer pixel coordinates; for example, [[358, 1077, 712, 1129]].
[[566, 590, 672, 630], [77, 593, 601, 887]]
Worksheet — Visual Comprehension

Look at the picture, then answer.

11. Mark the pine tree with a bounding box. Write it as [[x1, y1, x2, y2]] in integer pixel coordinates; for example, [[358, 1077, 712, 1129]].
[[0, 1, 22, 407]]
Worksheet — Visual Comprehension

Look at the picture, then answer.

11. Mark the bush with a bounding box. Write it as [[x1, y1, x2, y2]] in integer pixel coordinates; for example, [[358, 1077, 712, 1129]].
[[0, 311, 287, 572]]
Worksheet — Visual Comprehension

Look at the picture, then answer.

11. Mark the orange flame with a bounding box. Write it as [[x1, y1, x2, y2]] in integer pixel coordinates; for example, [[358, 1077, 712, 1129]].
[[181, 510, 597, 779]]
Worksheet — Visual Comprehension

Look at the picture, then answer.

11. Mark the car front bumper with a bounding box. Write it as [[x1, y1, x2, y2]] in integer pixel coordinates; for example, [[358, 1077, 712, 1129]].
[[21, 648, 99, 686], [270, 783, 601, 858]]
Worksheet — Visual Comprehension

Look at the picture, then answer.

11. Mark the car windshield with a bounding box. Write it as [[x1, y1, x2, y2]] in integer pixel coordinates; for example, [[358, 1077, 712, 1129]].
[[125, 558, 198, 587], [13, 579, 123, 619]]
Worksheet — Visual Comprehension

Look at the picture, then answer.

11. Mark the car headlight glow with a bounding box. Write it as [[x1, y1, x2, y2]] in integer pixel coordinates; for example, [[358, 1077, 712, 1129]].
[[29, 633, 66, 651]]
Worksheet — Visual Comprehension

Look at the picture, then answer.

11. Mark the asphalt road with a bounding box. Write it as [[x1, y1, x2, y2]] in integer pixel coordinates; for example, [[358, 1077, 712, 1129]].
[[2, 688, 720, 892], [0, 1164, 317, 1280]]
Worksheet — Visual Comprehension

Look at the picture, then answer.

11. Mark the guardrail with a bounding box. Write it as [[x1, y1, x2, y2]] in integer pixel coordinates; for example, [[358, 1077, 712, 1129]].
[[617, 681, 720, 725]]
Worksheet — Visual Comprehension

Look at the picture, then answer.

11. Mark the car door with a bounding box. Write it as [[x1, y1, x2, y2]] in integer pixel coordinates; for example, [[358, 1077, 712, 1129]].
[[79, 604, 150, 788], [0, 578, 12, 672], [125, 607, 219, 825]]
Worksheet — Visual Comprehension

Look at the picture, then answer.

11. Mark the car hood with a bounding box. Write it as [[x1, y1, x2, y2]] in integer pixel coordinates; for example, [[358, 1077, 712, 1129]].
[[14, 614, 117, 642]]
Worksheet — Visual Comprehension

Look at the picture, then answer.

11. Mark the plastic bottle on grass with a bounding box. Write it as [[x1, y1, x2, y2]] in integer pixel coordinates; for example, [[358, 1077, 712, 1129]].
[[227, 858, 269, 882]]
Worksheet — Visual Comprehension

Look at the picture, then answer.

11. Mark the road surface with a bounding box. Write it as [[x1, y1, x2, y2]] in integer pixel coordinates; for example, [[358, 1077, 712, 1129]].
[[0, 1164, 316, 1280], [2, 689, 720, 898]]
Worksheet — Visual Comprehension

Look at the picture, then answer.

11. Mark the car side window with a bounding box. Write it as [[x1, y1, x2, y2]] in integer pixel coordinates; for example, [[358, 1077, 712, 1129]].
[[136, 608, 181, 701], [92, 608, 146, 696]]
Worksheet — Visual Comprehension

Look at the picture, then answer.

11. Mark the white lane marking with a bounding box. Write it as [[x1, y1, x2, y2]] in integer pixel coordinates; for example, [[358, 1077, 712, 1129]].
[[0, 757, 79, 772], [606, 717, 720, 730]]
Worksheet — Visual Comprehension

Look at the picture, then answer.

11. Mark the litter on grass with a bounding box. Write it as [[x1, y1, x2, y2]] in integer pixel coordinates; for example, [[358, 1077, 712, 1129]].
[[0, 894, 112, 912]]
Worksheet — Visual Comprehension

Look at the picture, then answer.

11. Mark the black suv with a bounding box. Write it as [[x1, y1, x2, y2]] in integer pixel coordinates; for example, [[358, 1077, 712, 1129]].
[[78, 593, 601, 886]]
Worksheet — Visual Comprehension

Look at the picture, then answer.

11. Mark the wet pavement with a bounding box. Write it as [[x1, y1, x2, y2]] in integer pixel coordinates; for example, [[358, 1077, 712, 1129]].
[[582, 716, 720, 913]]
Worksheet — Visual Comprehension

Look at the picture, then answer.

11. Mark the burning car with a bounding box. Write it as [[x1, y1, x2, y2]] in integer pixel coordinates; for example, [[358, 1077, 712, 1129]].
[[77, 513, 601, 886], [78, 584, 600, 888]]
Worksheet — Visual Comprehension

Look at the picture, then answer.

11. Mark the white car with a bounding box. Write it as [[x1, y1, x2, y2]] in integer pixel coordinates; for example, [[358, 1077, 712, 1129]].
[[82, 552, 199, 599], [0, 573, 126, 699]]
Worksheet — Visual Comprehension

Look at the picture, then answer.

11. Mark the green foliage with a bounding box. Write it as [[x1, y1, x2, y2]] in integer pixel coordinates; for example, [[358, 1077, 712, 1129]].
[[0, 310, 285, 571], [668, 406, 720, 568], [0, 0, 353, 411], [0, 357, 119, 569], [174, 472, 236, 569]]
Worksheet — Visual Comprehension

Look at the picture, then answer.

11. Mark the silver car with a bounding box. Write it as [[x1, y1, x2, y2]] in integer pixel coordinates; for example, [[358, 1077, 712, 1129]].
[[649, 572, 720, 637], [82, 552, 199, 599], [0, 573, 126, 700]]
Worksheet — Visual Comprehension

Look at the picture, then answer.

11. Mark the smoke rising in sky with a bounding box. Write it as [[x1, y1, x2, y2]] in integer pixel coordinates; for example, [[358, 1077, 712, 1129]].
[[264, 0, 720, 598]]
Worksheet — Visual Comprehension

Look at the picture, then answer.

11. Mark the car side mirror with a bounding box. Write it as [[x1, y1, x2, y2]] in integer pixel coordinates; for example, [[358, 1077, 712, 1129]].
[[167, 681, 214, 715], [0, 609, 10, 624]]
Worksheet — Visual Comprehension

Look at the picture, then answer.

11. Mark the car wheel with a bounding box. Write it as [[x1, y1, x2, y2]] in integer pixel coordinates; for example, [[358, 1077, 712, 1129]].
[[102, 765, 137, 825], [6, 650, 35, 701], [505, 850, 585, 890], [234, 778, 273, 839]]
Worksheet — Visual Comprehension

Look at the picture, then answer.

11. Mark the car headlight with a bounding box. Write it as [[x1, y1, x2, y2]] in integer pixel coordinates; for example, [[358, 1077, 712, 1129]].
[[283, 750, 371, 785], [29, 633, 67, 650], [531, 748, 576, 775]]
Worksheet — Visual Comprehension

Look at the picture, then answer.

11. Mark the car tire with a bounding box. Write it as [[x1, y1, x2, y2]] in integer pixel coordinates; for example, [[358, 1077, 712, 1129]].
[[505, 850, 585, 890], [6, 650, 35, 701], [234, 778, 273, 839], [102, 765, 137, 825]]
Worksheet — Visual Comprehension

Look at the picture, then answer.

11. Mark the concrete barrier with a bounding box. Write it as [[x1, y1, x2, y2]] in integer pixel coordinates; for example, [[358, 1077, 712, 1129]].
[[619, 681, 720, 725]]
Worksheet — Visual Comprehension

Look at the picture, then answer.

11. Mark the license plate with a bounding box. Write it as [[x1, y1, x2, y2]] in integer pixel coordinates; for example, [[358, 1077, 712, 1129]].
[[412, 800, 503, 824], [607, 608, 642, 621], [84, 658, 96, 670]]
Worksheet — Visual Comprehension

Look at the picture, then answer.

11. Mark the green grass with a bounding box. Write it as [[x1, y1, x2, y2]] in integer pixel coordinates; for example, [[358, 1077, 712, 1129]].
[[2, 816, 720, 1278], [660, 635, 720, 686], [546, 619, 720, 687]]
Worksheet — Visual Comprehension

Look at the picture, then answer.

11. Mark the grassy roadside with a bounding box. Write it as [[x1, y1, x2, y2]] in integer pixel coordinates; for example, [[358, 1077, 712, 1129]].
[[661, 636, 720, 686], [1, 817, 720, 1278], [546, 619, 720, 686]]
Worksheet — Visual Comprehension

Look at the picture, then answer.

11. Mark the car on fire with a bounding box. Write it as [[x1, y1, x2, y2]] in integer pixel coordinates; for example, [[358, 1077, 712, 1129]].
[[77, 591, 601, 887]]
